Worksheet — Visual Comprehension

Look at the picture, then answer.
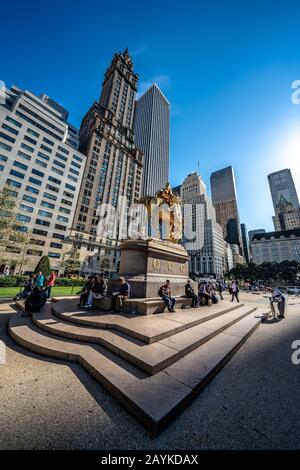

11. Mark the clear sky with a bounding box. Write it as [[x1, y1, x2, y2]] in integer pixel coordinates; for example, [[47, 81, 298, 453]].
[[1, 0, 300, 233]]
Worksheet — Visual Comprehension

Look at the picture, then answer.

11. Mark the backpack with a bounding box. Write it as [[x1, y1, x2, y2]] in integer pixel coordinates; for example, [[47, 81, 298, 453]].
[[158, 286, 164, 297]]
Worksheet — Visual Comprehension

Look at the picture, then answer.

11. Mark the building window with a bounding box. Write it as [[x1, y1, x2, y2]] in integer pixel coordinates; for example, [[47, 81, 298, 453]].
[[32, 168, 44, 178], [5, 116, 22, 128], [35, 219, 50, 227], [0, 131, 15, 143], [28, 177, 42, 186], [10, 169, 25, 179], [14, 160, 28, 171], [23, 195, 37, 204], [24, 135, 37, 145], [33, 228, 48, 236], [43, 192, 57, 201], [50, 242, 62, 249], [48, 252, 61, 258], [48, 176, 61, 185], [37, 151, 50, 161], [40, 144, 52, 153], [17, 214, 31, 223], [38, 209, 52, 218], [17, 151, 31, 161], [26, 185, 39, 194], [2, 123, 19, 136], [21, 143, 34, 153], [27, 128, 40, 138], [20, 204, 34, 213], [0, 142, 12, 152], [41, 200, 55, 209], [57, 215, 68, 223], [27, 249, 43, 256]]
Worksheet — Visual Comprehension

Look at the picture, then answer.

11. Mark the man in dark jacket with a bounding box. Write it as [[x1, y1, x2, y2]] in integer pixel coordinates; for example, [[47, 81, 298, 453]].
[[185, 280, 199, 308], [23, 287, 47, 317], [77, 276, 92, 307]]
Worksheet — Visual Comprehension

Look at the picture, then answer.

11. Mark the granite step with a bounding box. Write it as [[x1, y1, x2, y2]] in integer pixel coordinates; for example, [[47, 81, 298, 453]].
[[33, 303, 258, 374], [9, 309, 262, 436], [52, 298, 246, 344]]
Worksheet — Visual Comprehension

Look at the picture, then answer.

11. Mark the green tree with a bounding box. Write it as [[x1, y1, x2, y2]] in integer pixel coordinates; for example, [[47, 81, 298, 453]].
[[35, 255, 51, 277], [60, 243, 81, 275], [0, 185, 32, 272]]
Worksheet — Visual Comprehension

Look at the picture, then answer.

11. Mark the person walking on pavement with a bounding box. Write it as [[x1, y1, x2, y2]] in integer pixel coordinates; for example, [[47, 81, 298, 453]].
[[231, 280, 239, 302], [216, 279, 224, 300]]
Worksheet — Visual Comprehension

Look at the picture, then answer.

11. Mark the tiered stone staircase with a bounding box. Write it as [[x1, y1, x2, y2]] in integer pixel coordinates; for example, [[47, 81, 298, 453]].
[[9, 298, 268, 435]]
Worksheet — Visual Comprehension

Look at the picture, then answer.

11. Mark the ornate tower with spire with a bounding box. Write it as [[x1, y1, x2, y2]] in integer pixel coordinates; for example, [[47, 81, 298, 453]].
[[71, 49, 144, 273]]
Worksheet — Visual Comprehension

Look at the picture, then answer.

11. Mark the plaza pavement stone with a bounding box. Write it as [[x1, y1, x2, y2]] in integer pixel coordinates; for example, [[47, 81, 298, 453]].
[[1, 293, 300, 448]]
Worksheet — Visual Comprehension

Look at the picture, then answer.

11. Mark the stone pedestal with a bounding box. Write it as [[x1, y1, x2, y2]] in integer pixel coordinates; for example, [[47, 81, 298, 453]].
[[117, 239, 191, 298]]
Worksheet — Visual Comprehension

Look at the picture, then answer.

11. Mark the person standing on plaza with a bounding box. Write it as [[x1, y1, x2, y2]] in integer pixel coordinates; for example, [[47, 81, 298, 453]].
[[45, 271, 56, 299], [271, 287, 286, 318], [36, 271, 45, 288], [231, 280, 239, 302], [158, 280, 176, 312]]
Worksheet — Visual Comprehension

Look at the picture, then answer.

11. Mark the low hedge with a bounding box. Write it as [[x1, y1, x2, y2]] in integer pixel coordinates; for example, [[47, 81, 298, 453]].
[[55, 277, 85, 286], [0, 275, 28, 287], [0, 275, 85, 287]]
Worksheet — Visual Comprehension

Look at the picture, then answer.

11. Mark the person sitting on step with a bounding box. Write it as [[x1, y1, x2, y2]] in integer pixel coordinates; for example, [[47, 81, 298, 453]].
[[84, 274, 108, 308], [83, 276, 100, 309], [185, 280, 199, 308], [198, 281, 212, 306], [112, 277, 131, 313], [77, 276, 92, 307], [158, 280, 176, 313]]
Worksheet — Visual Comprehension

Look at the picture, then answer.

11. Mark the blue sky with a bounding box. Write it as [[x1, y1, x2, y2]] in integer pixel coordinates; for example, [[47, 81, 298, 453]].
[[1, 0, 300, 232]]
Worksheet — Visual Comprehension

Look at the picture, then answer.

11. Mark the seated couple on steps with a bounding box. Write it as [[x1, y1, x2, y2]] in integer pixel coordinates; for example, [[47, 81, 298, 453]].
[[78, 275, 131, 313]]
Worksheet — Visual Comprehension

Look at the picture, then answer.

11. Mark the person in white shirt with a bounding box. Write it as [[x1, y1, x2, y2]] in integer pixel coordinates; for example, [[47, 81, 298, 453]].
[[271, 287, 285, 318]]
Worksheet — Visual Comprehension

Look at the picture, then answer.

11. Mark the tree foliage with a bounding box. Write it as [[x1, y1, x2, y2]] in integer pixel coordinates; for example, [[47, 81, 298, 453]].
[[0, 186, 33, 272], [34, 255, 51, 277], [227, 261, 300, 284]]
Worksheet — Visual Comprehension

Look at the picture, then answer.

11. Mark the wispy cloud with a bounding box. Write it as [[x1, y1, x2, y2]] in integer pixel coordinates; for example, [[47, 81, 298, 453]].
[[137, 75, 171, 98], [131, 45, 149, 57]]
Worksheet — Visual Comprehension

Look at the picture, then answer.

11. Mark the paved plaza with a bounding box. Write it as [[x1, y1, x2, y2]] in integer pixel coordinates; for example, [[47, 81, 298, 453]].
[[1, 292, 300, 450]]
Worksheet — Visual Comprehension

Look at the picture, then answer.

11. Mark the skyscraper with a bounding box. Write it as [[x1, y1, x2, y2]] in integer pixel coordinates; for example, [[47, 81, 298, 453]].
[[268, 169, 300, 231], [71, 48, 144, 272], [181, 172, 226, 276], [210, 166, 243, 253], [134, 83, 170, 196], [0, 85, 86, 271], [240, 223, 250, 263], [268, 169, 299, 212]]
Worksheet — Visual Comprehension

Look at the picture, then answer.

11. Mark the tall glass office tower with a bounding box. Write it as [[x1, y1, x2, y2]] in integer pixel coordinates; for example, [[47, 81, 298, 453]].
[[134, 83, 170, 196], [210, 165, 243, 253]]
